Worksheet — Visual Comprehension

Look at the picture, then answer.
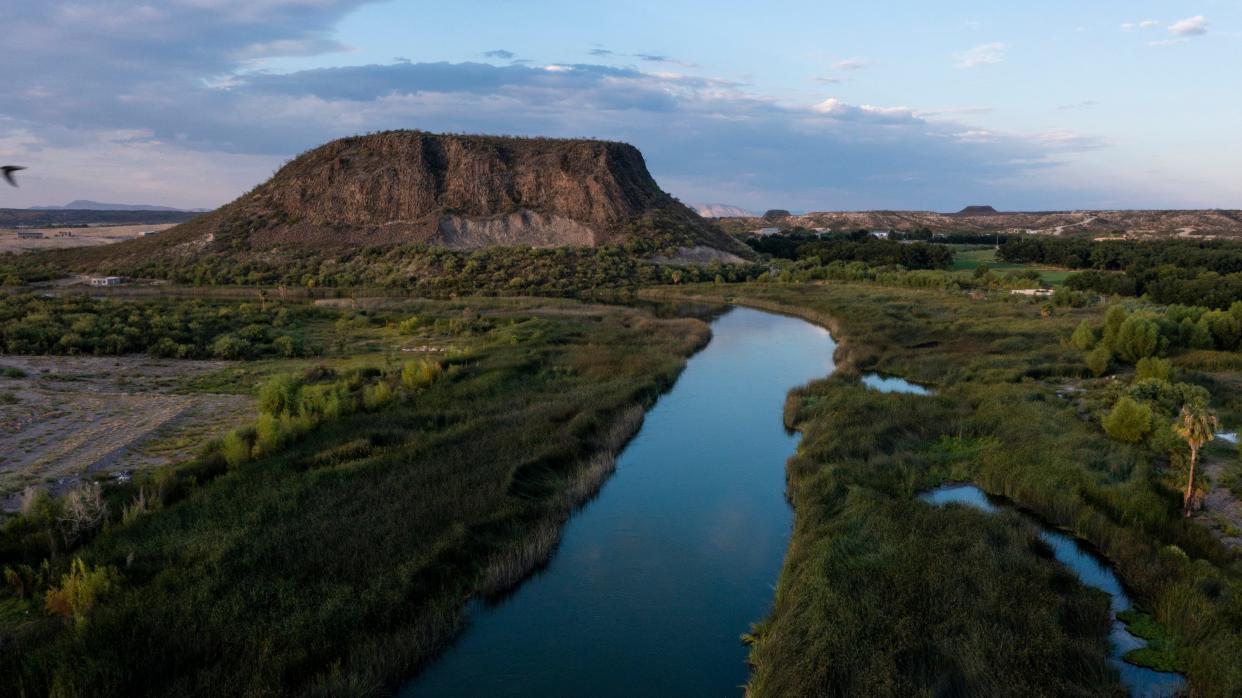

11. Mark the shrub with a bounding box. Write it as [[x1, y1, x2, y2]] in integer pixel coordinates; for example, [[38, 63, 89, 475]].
[[1135, 356, 1172, 382], [400, 359, 442, 391], [1085, 345, 1112, 377], [1071, 320, 1097, 351], [258, 374, 303, 416], [1103, 397, 1154, 444], [1111, 316, 1160, 363], [210, 333, 253, 360], [58, 483, 107, 548], [221, 429, 253, 468], [363, 381, 394, 411], [44, 558, 120, 626]]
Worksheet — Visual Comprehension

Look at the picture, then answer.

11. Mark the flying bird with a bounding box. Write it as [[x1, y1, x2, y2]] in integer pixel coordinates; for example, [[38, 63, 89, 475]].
[[2, 166, 25, 187]]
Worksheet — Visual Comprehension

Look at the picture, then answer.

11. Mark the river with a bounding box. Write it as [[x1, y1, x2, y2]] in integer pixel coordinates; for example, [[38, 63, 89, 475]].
[[404, 307, 835, 696]]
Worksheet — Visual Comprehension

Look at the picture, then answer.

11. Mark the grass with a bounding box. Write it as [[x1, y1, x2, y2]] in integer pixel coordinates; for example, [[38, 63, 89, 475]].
[[648, 281, 1242, 697], [951, 245, 1074, 286], [0, 298, 709, 696]]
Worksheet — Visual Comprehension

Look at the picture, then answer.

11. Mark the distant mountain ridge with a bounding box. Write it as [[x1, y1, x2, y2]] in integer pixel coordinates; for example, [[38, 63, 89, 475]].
[[32, 200, 207, 212], [714, 209, 1242, 238]]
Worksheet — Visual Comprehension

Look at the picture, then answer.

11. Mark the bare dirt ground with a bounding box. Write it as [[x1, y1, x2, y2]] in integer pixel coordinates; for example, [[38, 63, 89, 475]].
[[0, 224, 179, 254], [1199, 437, 1242, 551], [0, 355, 251, 509]]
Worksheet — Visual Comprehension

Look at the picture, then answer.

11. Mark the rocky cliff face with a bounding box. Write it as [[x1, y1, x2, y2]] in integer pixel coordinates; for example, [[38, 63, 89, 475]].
[[135, 131, 750, 258]]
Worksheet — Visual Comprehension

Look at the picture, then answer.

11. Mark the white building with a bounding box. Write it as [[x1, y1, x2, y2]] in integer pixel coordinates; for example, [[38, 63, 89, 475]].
[[138, 230, 159, 237], [1010, 288, 1053, 298], [16, 230, 44, 239], [754, 227, 782, 236], [870, 230, 890, 240], [89, 276, 124, 287]]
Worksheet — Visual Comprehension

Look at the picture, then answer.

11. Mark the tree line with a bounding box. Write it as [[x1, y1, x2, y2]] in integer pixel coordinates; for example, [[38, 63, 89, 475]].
[[1000, 236, 1242, 308]]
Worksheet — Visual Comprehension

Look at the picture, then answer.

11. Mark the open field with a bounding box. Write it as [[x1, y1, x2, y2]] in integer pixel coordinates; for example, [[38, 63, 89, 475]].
[[0, 355, 251, 504], [950, 245, 1073, 286], [0, 224, 180, 255]]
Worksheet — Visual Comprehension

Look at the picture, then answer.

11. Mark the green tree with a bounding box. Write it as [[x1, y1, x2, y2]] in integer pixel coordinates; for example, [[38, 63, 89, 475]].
[[1101, 305, 1127, 349], [1071, 320, 1097, 351], [1112, 316, 1159, 363], [1174, 402, 1218, 516], [1102, 397, 1153, 444], [1085, 345, 1112, 377], [1135, 356, 1172, 382]]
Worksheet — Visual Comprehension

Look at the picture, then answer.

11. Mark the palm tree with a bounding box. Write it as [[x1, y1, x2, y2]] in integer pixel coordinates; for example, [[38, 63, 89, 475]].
[[1174, 403, 1218, 517]]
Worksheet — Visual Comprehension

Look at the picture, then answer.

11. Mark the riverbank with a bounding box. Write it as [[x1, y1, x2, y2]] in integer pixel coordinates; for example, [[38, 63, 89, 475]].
[[405, 308, 836, 696], [649, 282, 1242, 696], [0, 298, 709, 696]]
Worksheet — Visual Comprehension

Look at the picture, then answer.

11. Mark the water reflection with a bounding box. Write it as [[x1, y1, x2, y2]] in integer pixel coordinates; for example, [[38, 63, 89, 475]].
[[921, 484, 1187, 698], [405, 308, 837, 697]]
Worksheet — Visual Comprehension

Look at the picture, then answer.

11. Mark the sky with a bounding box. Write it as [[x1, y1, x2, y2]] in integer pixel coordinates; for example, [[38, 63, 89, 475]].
[[1, 1, 1239, 212]]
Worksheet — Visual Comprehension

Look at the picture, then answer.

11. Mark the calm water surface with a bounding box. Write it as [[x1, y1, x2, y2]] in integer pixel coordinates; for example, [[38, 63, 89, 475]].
[[405, 307, 836, 697], [922, 484, 1187, 698]]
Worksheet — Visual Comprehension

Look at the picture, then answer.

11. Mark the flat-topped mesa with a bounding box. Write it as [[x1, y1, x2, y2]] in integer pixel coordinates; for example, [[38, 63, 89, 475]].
[[954, 205, 1001, 216], [126, 131, 752, 261]]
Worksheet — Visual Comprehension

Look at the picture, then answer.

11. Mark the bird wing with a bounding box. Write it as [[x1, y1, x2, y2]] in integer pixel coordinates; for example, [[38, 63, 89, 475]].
[[2, 166, 25, 186]]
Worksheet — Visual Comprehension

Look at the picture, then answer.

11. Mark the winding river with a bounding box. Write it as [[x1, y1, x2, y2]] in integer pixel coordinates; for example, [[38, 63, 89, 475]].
[[405, 308, 836, 696], [405, 306, 1187, 697]]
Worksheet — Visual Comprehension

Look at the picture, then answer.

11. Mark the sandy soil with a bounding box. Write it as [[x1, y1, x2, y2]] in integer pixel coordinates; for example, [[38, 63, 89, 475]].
[[0, 355, 251, 509], [1199, 441, 1242, 551], [0, 224, 179, 254]]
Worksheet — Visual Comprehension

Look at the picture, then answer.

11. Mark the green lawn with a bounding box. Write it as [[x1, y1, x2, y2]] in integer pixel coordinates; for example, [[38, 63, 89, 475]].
[[951, 245, 1074, 286]]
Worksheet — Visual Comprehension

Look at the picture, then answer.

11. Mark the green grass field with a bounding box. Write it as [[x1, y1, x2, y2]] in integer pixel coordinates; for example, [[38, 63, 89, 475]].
[[951, 245, 1074, 286]]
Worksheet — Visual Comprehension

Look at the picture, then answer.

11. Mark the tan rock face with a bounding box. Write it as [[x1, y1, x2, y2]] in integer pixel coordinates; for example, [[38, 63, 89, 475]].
[[257, 132, 671, 245], [48, 132, 755, 270]]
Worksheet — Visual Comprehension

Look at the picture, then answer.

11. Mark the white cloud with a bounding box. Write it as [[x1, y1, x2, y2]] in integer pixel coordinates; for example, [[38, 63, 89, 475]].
[[1121, 20, 1159, 31], [831, 58, 870, 71], [954, 42, 1005, 68], [1169, 16, 1209, 37]]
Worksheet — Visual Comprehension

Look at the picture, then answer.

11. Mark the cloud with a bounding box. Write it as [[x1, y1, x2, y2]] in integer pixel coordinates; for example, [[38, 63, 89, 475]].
[[589, 48, 614, 57], [1169, 16, 1209, 37], [482, 49, 515, 60], [954, 42, 1005, 68], [0, 2, 1143, 210], [813, 76, 846, 84], [1121, 20, 1160, 31], [1056, 100, 1099, 111], [831, 58, 870, 71]]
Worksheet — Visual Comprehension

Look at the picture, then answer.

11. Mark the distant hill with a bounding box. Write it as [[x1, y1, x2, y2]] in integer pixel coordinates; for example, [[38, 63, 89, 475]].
[[31, 200, 207, 212], [50, 131, 752, 268], [693, 203, 754, 218], [953, 205, 1001, 216], [0, 208, 202, 228], [713, 209, 1242, 239]]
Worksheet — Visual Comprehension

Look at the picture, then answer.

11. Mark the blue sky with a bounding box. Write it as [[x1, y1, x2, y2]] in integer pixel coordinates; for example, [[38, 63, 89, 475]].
[[1, 1, 1238, 211]]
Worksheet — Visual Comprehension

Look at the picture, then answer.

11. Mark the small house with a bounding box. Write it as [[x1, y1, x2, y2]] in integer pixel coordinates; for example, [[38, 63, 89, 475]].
[[869, 230, 890, 240], [17, 230, 44, 239], [89, 276, 124, 287], [754, 227, 782, 237], [1010, 288, 1053, 298]]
